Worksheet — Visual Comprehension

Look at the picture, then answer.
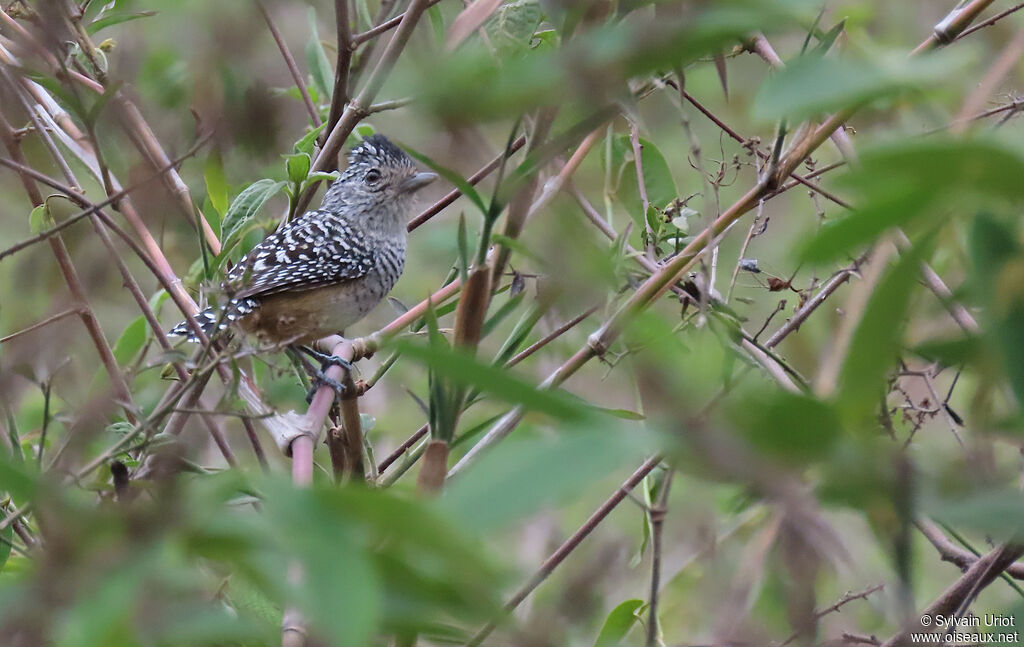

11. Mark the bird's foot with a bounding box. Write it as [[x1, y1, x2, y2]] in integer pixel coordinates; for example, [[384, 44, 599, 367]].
[[306, 371, 348, 404], [297, 345, 354, 373]]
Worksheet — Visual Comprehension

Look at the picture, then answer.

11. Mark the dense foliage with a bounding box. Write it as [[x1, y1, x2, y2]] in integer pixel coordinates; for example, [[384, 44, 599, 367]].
[[2, 0, 1024, 645]]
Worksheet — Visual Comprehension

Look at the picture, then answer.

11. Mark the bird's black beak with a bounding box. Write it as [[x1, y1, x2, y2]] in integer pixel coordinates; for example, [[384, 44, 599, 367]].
[[399, 171, 438, 194]]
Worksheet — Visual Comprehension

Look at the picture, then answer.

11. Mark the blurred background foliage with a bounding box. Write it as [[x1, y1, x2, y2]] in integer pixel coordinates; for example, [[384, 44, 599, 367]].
[[2, 0, 1024, 645]]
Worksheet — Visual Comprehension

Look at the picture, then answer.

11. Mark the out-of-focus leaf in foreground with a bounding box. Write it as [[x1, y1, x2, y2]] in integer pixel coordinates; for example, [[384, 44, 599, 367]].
[[442, 426, 651, 533], [754, 50, 967, 121], [802, 137, 1024, 263], [970, 213, 1024, 406], [415, 2, 808, 121]]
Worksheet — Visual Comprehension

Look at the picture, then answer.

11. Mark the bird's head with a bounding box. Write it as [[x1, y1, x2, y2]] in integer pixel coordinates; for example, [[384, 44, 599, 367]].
[[322, 134, 437, 229]]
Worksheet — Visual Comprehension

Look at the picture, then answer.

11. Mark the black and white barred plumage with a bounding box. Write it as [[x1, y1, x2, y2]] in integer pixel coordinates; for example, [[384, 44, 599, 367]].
[[169, 134, 436, 344]]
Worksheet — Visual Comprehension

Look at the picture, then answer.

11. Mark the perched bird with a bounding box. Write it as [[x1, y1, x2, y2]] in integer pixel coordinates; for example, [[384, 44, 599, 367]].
[[169, 134, 437, 379]]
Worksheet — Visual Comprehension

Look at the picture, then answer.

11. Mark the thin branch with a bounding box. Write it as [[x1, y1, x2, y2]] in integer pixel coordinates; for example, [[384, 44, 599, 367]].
[[956, 2, 1024, 40], [351, 0, 444, 45], [778, 584, 885, 647], [465, 456, 664, 646], [0, 307, 82, 343], [257, 0, 321, 126], [408, 136, 527, 232], [299, 0, 432, 213], [646, 469, 673, 647], [326, 0, 354, 134]]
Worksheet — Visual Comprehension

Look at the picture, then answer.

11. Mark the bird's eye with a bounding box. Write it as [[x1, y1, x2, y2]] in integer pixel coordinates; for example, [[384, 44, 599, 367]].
[[364, 168, 383, 185]]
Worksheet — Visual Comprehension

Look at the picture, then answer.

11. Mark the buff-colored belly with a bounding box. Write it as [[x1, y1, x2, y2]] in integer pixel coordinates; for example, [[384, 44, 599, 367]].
[[238, 280, 385, 345]]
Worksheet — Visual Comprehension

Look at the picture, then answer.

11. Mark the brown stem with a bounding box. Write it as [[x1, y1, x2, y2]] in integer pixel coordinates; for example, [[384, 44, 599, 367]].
[[646, 469, 673, 647], [351, 0, 444, 45], [258, 0, 321, 126], [881, 543, 1024, 647], [327, 0, 354, 134], [416, 439, 450, 494], [299, 0, 432, 213]]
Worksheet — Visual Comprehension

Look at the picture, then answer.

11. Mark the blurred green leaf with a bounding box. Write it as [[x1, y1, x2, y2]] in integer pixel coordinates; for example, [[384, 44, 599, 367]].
[[809, 19, 846, 57], [0, 520, 12, 573], [911, 336, 982, 366], [0, 456, 35, 503], [484, 0, 544, 58], [732, 388, 841, 464], [926, 489, 1024, 543], [970, 213, 1024, 405], [293, 122, 328, 155], [442, 428, 649, 532], [837, 240, 930, 424], [87, 10, 157, 34], [112, 316, 147, 365], [395, 340, 588, 420], [754, 51, 964, 121], [203, 151, 229, 217], [305, 9, 334, 101], [803, 138, 1024, 263], [220, 179, 286, 249], [418, 3, 802, 121], [594, 598, 645, 646]]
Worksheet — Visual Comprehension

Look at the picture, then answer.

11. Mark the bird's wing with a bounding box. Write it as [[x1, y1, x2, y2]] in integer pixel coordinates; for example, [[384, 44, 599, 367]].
[[225, 210, 375, 299]]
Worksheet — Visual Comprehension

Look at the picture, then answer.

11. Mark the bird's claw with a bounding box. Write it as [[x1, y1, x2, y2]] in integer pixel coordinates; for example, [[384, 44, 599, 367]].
[[299, 345, 354, 372], [306, 370, 349, 404]]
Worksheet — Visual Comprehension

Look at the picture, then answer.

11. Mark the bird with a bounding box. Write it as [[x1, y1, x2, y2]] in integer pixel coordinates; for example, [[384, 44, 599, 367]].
[[169, 134, 437, 388]]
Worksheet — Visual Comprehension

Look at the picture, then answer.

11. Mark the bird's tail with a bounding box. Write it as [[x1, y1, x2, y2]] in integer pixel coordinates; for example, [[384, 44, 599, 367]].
[[167, 306, 227, 343], [168, 298, 258, 342]]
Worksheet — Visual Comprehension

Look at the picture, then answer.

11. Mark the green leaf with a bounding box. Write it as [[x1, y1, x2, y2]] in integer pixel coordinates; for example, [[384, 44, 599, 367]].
[[809, 19, 846, 57], [926, 489, 1024, 543], [802, 137, 1024, 263], [837, 240, 930, 424], [732, 387, 841, 464], [594, 599, 645, 647], [633, 137, 676, 211], [112, 316, 147, 365], [285, 153, 311, 185], [484, 0, 544, 58], [911, 336, 982, 366], [0, 519, 12, 573], [28, 204, 53, 235], [0, 456, 36, 501], [490, 233, 541, 262], [293, 122, 328, 155], [307, 170, 341, 184], [418, 3, 803, 121], [605, 135, 677, 226], [305, 8, 334, 101], [442, 428, 648, 532], [86, 10, 157, 34], [754, 50, 965, 121], [970, 213, 1024, 405], [427, 3, 446, 44], [395, 340, 587, 421], [204, 151, 229, 217], [220, 179, 286, 249]]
